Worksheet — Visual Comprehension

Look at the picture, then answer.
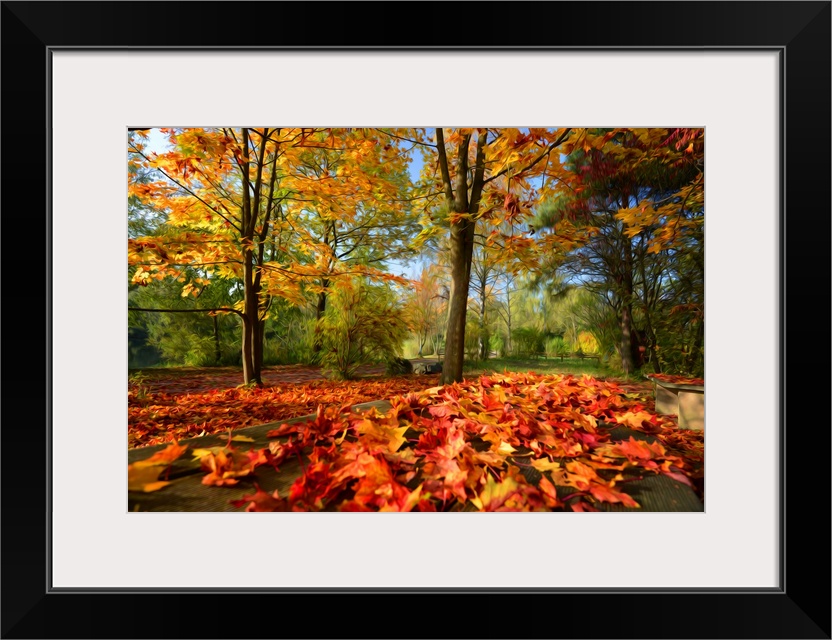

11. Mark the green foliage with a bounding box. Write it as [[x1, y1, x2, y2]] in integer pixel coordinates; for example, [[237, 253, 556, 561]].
[[402, 336, 434, 358], [544, 336, 570, 358], [128, 272, 241, 367], [511, 326, 545, 358], [149, 330, 215, 367], [489, 333, 505, 358], [318, 280, 408, 380], [128, 326, 162, 368], [464, 320, 483, 361], [262, 303, 317, 365], [386, 357, 414, 375]]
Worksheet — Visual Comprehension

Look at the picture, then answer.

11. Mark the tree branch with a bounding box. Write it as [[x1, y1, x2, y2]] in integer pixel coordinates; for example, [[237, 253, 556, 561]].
[[129, 146, 242, 233], [435, 128, 455, 204], [373, 128, 436, 148], [484, 128, 573, 185]]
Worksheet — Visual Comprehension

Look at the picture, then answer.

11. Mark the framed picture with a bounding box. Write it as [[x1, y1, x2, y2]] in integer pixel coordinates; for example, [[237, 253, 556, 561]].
[[3, 1, 829, 638]]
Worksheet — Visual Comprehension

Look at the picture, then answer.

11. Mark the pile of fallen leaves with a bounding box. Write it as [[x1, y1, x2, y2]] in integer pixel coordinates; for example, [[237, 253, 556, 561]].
[[128, 376, 441, 448], [130, 372, 704, 512]]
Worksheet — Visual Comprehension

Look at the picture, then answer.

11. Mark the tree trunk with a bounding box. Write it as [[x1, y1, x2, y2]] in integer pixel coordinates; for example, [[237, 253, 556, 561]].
[[478, 292, 488, 361], [241, 252, 261, 385], [687, 315, 704, 373], [618, 227, 636, 376], [254, 316, 265, 375], [619, 302, 635, 376], [643, 318, 661, 373], [238, 127, 269, 386], [437, 128, 486, 384], [212, 315, 221, 365], [505, 284, 512, 356], [312, 279, 330, 355], [635, 238, 662, 373], [442, 219, 476, 383]]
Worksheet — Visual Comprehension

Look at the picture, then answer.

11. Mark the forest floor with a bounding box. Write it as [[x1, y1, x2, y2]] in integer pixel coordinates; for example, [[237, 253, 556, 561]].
[[128, 358, 654, 449]]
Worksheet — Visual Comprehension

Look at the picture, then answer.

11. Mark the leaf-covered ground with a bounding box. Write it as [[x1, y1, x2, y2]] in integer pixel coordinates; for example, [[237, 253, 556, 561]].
[[129, 370, 704, 511], [128, 367, 441, 448]]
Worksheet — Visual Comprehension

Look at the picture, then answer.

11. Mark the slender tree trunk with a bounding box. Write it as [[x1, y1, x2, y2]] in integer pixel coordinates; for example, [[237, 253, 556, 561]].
[[254, 316, 265, 375], [636, 238, 661, 373], [616, 218, 637, 376], [213, 315, 221, 365], [505, 283, 513, 356], [478, 291, 488, 361], [644, 321, 661, 373], [619, 303, 635, 375], [687, 315, 704, 373], [312, 279, 330, 354]]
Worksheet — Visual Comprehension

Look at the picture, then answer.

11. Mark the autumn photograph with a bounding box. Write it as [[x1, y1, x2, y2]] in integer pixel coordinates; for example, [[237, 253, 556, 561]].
[[127, 127, 705, 512]]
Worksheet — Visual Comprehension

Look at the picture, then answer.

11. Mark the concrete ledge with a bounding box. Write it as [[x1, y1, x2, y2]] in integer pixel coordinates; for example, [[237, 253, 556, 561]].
[[652, 380, 704, 431]]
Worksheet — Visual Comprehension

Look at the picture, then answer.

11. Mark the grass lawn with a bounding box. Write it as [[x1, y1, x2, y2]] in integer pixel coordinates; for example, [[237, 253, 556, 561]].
[[463, 356, 611, 378]]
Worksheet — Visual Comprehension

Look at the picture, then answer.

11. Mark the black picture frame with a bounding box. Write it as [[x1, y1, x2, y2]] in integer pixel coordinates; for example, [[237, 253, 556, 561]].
[[2, 2, 829, 638]]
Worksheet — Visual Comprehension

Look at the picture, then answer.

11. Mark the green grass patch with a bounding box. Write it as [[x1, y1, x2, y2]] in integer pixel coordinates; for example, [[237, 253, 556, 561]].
[[463, 356, 612, 378]]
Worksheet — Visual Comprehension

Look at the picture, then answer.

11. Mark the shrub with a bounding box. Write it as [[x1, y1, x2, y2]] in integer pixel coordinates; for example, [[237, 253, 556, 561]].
[[386, 357, 414, 375], [263, 316, 317, 365], [544, 336, 570, 358], [511, 327, 545, 358], [317, 279, 408, 380], [574, 331, 600, 355], [464, 322, 482, 361]]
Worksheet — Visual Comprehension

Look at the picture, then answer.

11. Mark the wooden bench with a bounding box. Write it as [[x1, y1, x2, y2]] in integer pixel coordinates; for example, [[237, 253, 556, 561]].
[[575, 353, 601, 362], [543, 353, 601, 362]]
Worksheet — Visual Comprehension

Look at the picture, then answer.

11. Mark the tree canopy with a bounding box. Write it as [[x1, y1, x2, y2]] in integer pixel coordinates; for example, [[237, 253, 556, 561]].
[[128, 127, 705, 381]]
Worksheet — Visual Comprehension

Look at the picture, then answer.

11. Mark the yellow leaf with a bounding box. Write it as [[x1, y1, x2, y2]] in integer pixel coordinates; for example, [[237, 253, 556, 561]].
[[128, 464, 170, 492], [496, 441, 517, 455], [614, 411, 655, 429], [531, 459, 561, 472]]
